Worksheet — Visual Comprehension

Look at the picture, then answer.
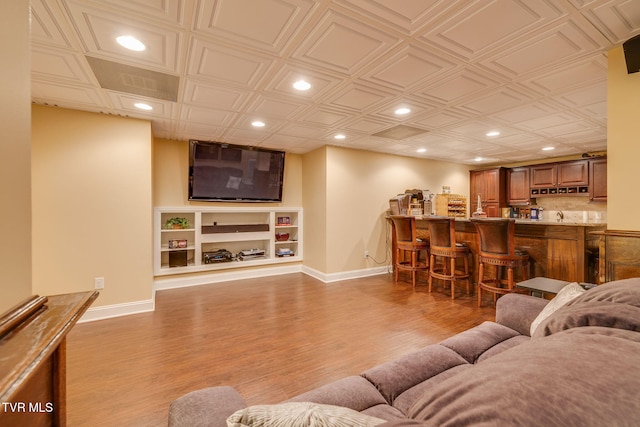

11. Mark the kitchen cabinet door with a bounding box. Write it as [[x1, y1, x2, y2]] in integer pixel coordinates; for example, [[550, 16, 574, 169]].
[[530, 164, 556, 188], [557, 160, 588, 186], [507, 167, 530, 205], [589, 158, 607, 202]]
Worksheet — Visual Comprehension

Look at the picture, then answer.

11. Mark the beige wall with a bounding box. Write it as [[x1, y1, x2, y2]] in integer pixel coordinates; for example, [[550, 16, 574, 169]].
[[608, 46, 640, 231], [31, 106, 153, 306], [0, 2, 32, 313], [302, 147, 328, 272], [308, 146, 470, 274]]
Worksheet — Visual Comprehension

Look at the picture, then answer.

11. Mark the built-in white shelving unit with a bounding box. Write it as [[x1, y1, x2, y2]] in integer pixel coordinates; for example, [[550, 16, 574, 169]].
[[154, 207, 303, 276]]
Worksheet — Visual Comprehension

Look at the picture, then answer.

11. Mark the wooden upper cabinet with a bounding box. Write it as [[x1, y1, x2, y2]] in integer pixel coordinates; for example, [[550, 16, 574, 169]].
[[530, 160, 588, 188], [530, 164, 557, 188], [557, 160, 588, 186], [507, 167, 530, 205], [469, 168, 506, 217], [589, 158, 607, 202]]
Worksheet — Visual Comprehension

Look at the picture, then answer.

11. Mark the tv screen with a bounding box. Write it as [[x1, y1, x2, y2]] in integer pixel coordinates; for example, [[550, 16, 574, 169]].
[[188, 140, 285, 202]]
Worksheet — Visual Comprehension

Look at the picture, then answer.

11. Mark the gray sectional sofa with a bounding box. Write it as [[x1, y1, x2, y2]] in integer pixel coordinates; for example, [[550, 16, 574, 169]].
[[169, 278, 640, 426]]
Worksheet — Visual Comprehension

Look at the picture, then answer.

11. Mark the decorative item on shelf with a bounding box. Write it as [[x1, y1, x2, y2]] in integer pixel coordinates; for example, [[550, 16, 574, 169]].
[[164, 217, 190, 229], [472, 194, 488, 218], [276, 248, 294, 257], [277, 216, 291, 226], [203, 249, 233, 264], [275, 232, 290, 241], [168, 239, 188, 249]]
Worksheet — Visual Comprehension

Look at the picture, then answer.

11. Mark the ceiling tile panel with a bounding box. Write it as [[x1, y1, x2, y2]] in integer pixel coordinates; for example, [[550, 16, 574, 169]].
[[105, 91, 174, 119], [180, 105, 237, 126], [195, 0, 316, 53], [417, 69, 501, 104], [422, 0, 566, 59], [523, 55, 608, 94], [31, 0, 74, 49], [291, 9, 401, 75], [181, 79, 250, 110], [262, 63, 344, 101], [298, 107, 352, 127], [72, 0, 187, 25], [363, 45, 459, 90], [31, 80, 108, 108], [336, 0, 453, 34], [479, 20, 606, 78], [458, 87, 533, 115], [31, 48, 94, 84], [187, 38, 276, 88], [325, 82, 394, 112], [64, 1, 181, 72], [581, 0, 640, 42], [245, 95, 307, 120]]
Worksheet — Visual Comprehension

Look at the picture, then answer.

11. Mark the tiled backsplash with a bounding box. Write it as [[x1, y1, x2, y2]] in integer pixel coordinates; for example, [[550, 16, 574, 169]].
[[532, 196, 607, 223]]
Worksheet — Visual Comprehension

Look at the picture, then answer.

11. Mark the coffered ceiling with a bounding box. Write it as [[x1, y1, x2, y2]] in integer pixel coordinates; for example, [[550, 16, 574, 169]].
[[30, 0, 640, 164]]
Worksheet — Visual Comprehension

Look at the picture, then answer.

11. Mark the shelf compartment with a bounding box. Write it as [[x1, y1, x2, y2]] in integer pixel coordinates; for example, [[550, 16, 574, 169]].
[[202, 224, 269, 233]]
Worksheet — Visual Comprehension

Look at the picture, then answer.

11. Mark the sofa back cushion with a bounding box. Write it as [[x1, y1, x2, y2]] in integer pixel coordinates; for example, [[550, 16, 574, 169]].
[[400, 327, 640, 427], [532, 278, 640, 338]]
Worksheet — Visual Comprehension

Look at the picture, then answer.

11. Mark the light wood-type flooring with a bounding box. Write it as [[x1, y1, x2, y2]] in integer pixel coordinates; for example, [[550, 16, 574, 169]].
[[66, 272, 495, 426]]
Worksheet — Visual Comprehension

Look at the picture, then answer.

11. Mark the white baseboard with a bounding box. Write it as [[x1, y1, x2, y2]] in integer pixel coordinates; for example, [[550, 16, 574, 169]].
[[79, 264, 387, 322], [79, 298, 155, 323], [302, 265, 388, 283], [153, 264, 304, 292]]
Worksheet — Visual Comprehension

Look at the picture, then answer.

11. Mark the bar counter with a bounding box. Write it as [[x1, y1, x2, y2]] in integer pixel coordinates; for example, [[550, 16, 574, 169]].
[[391, 217, 606, 284]]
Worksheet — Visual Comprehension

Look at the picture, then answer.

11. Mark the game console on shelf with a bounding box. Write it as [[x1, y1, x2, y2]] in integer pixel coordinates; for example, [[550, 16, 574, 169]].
[[239, 248, 266, 260]]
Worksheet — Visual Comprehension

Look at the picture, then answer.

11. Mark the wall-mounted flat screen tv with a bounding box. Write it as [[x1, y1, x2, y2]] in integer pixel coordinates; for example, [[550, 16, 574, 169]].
[[188, 140, 285, 202]]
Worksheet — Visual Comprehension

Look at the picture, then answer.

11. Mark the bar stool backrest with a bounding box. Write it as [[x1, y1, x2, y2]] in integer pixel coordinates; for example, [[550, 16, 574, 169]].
[[471, 218, 516, 257], [390, 216, 417, 243], [425, 216, 454, 249]]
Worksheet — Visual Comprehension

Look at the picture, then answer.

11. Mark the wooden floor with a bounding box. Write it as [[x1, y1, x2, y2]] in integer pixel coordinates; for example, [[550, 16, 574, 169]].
[[66, 272, 495, 426]]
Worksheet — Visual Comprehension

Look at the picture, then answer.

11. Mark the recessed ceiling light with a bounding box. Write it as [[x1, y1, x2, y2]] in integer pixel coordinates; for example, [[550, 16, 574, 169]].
[[251, 121, 265, 127], [486, 131, 500, 137], [334, 134, 346, 140], [474, 157, 483, 162], [293, 80, 311, 91], [394, 107, 411, 115], [417, 148, 426, 153], [116, 35, 145, 51], [542, 146, 555, 151], [134, 102, 152, 111]]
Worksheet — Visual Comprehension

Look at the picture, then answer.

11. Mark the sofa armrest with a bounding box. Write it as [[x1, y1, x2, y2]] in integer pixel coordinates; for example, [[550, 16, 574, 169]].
[[168, 386, 247, 427], [495, 294, 548, 336]]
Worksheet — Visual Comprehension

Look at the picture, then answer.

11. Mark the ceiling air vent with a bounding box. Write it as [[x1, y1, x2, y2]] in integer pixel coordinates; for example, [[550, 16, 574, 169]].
[[85, 56, 179, 102], [373, 125, 429, 140]]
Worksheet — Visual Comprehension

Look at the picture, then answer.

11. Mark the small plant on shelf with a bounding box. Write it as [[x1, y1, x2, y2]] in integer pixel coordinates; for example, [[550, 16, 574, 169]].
[[164, 217, 190, 229]]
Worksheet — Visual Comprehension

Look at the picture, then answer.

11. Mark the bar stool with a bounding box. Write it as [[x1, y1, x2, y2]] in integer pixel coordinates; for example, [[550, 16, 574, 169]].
[[390, 215, 429, 288], [424, 217, 471, 299], [470, 218, 529, 306]]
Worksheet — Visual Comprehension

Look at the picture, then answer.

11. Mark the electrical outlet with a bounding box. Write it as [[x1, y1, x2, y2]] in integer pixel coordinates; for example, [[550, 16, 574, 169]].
[[94, 277, 105, 290], [364, 250, 369, 258]]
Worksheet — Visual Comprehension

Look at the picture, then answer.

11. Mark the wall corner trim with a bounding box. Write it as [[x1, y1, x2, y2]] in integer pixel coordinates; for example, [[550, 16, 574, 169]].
[[79, 298, 155, 323], [302, 265, 388, 283]]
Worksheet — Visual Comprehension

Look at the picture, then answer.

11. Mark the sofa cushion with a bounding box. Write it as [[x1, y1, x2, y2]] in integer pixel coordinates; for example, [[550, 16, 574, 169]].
[[399, 327, 640, 427], [391, 364, 471, 415], [438, 321, 521, 364], [532, 301, 640, 338], [565, 278, 640, 308], [361, 345, 468, 405], [227, 402, 386, 427], [529, 282, 585, 335], [286, 376, 389, 413], [168, 386, 247, 427], [532, 279, 640, 338]]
